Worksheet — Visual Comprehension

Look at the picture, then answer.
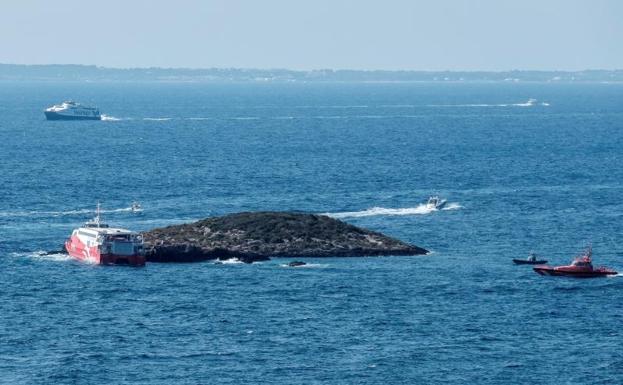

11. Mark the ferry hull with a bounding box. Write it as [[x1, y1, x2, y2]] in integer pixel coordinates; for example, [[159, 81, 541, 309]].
[[65, 237, 145, 266], [45, 111, 101, 121]]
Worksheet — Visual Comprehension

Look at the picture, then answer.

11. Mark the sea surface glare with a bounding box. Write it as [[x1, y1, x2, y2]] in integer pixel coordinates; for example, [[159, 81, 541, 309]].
[[1, 82, 622, 384]]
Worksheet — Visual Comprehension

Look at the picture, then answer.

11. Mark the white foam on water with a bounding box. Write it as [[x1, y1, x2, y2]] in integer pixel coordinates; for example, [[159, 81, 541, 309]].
[[325, 204, 433, 218], [101, 114, 123, 121], [442, 203, 463, 211], [186, 117, 213, 121], [0, 209, 90, 218], [313, 115, 350, 119], [219, 258, 244, 264], [21, 250, 72, 262], [512, 98, 538, 107], [269, 114, 424, 120], [427, 103, 505, 107], [325, 202, 462, 218], [427, 99, 546, 108], [0, 210, 33, 218], [313, 115, 408, 119], [294, 105, 369, 109], [143, 117, 172, 121], [0, 206, 136, 218], [108, 207, 135, 213]]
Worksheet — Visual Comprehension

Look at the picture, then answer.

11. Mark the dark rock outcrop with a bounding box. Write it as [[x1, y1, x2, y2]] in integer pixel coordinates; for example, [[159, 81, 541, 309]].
[[143, 211, 428, 263]]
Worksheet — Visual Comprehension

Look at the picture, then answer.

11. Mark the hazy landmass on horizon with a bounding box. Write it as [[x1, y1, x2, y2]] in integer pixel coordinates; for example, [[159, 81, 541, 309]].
[[1, 64, 621, 83]]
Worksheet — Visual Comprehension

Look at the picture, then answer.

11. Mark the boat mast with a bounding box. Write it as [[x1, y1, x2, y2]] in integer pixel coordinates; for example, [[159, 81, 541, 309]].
[[94, 201, 101, 228]]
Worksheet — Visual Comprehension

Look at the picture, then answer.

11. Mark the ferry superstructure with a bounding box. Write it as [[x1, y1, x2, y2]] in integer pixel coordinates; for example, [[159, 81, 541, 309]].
[[44, 101, 101, 120], [64, 204, 145, 266]]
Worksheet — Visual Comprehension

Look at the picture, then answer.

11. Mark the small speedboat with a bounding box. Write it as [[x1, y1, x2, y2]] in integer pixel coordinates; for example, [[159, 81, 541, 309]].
[[287, 261, 307, 267], [426, 196, 447, 210], [130, 201, 142, 213], [533, 247, 617, 278], [513, 252, 547, 265]]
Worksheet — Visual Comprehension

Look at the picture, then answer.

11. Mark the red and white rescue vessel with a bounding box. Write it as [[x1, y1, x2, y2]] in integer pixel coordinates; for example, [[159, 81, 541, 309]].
[[533, 246, 617, 278], [65, 204, 146, 266]]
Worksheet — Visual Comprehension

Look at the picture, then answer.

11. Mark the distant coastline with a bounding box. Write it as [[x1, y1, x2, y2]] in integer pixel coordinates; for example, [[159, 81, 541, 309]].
[[1, 63, 622, 83]]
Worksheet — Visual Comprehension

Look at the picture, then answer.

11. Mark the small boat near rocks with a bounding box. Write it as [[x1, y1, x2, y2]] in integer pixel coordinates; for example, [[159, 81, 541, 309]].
[[287, 261, 307, 267], [513, 252, 547, 265]]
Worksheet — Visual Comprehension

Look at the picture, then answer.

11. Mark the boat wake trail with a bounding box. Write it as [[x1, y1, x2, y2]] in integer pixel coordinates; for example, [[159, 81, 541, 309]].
[[324, 203, 461, 219], [215, 258, 245, 265], [17, 250, 72, 262], [101, 114, 123, 121], [279, 263, 329, 268], [0, 206, 135, 218], [427, 99, 549, 108], [442, 203, 462, 211], [143, 117, 172, 121]]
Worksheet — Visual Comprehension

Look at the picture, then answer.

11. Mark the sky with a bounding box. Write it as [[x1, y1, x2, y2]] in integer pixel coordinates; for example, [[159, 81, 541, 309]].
[[1, 0, 621, 71]]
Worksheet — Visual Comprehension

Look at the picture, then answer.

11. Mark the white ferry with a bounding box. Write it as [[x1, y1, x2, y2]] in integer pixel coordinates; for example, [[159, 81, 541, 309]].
[[64, 204, 146, 266], [44, 101, 101, 120]]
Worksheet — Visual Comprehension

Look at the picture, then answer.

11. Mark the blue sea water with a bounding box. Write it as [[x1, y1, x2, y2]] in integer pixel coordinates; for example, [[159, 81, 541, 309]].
[[1, 81, 622, 384]]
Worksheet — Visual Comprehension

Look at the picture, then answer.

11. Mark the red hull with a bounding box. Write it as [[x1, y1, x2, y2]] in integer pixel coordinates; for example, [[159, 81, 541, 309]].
[[65, 236, 145, 266], [533, 266, 617, 278]]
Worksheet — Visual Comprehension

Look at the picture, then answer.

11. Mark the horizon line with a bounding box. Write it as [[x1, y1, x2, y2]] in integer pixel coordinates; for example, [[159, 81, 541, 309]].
[[1, 63, 622, 73]]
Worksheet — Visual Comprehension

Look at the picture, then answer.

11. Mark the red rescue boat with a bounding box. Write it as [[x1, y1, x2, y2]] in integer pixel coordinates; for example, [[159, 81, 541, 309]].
[[533, 246, 617, 278], [64, 203, 146, 266]]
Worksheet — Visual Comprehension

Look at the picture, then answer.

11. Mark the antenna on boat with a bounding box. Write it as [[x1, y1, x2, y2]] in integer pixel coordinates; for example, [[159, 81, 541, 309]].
[[94, 201, 101, 228]]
